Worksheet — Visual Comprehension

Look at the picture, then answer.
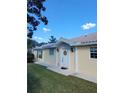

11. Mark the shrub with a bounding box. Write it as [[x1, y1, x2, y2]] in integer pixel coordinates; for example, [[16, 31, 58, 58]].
[[27, 52, 34, 63]]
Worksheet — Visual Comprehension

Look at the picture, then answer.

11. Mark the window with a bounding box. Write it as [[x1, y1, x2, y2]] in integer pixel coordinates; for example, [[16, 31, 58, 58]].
[[38, 50, 42, 58], [49, 49, 54, 55], [90, 47, 97, 59]]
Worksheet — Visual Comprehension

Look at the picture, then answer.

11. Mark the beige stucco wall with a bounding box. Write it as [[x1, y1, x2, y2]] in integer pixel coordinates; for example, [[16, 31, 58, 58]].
[[33, 50, 38, 62], [76, 46, 97, 78], [33, 50, 37, 59], [42, 48, 57, 66]]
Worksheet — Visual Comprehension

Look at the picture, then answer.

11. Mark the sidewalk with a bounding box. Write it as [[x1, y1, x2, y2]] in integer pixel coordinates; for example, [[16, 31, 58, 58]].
[[35, 61, 97, 83], [35, 61, 73, 76]]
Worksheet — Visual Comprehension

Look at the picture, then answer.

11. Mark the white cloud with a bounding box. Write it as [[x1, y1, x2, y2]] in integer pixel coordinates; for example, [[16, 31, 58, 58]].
[[34, 36, 37, 39], [81, 22, 96, 30], [33, 36, 43, 40], [38, 37, 43, 40], [42, 27, 51, 32]]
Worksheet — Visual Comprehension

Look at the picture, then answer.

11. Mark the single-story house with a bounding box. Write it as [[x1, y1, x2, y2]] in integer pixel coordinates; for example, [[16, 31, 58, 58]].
[[33, 32, 97, 83]]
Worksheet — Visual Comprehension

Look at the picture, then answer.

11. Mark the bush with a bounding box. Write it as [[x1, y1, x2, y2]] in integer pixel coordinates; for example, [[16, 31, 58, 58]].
[[27, 52, 34, 63]]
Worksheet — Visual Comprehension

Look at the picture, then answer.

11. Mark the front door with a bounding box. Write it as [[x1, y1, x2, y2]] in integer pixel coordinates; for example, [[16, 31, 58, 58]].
[[61, 48, 69, 69]]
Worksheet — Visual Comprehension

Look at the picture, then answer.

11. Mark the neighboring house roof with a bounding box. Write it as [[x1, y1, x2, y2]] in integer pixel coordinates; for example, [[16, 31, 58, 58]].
[[41, 43, 57, 49], [34, 32, 97, 50], [34, 43, 57, 50]]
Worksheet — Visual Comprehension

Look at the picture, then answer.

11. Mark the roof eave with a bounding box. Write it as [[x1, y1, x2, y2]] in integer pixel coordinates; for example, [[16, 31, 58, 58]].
[[70, 42, 97, 47]]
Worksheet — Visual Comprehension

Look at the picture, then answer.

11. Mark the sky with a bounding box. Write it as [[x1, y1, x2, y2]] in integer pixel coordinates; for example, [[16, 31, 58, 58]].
[[33, 0, 97, 43]]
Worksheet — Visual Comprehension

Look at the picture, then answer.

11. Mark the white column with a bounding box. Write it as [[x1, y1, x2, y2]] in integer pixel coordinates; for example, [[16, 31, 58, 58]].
[[75, 47, 78, 72], [68, 49, 70, 69], [42, 50, 44, 63]]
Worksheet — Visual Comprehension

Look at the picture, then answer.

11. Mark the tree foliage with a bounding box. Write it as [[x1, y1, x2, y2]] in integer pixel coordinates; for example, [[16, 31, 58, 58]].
[[48, 36, 57, 43], [27, 38, 47, 49], [27, 39, 39, 48], [27, 0, 48, 38]]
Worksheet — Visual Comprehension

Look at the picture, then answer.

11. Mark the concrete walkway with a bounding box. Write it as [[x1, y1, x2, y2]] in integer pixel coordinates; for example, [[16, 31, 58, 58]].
[[71, 73, 97, 83], [35, 62, 73, 76], [35, 61, 97, 83]]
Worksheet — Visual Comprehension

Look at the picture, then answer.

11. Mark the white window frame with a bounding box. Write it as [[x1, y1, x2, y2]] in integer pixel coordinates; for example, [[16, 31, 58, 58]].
[[90, 47, 97, 59], [49, 48, 54, 55], [38, 50, 42, 59]]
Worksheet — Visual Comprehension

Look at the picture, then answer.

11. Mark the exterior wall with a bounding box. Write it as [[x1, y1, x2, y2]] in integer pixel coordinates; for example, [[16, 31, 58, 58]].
[[56, 49, 60, 67], [76, 45, 97, 78], [33, 43, 96, 82], [33, 50, 42, 62], [33, 50, 37, 59], [33, 50, 38, 62], [42, 48, 57, 66]]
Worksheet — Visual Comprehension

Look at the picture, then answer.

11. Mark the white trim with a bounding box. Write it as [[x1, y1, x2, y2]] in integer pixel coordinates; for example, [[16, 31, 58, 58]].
[[75, 47, 78, 72], [55, 48, 58, 66], [60, 48, 62, 68], [42, 50, 44, 62], [68, 49, 70, 69], [89, 47, 97, 63], [60, 48, 70, 69]]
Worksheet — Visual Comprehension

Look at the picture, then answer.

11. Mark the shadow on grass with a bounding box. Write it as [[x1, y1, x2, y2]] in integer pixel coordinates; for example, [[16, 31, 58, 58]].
[[27, 71, 41, 93]]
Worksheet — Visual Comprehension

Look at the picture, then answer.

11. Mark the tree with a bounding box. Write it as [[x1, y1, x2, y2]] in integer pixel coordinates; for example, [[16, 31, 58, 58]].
[[27, 39, 39, 49], [27, 0, 48, 62], [27, 38, 38, 62], [27, 0, 48, 38], [48, 36, 57, 43]]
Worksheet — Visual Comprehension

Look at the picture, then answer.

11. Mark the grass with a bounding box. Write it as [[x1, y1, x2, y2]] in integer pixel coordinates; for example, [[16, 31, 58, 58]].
[[27, 63, 97, 93]]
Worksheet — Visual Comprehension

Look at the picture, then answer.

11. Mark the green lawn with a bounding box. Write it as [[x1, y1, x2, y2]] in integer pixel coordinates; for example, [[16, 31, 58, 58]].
[[27, 63, 97, 93]]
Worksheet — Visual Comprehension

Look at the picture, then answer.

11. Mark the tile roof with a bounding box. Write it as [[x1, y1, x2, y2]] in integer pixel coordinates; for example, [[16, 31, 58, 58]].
[[69, 32, 97, 46], [69, 32, 97, 43]]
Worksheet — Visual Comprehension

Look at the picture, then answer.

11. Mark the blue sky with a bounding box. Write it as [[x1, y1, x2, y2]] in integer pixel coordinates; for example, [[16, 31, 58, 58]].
[[33, 0, 97, 43]]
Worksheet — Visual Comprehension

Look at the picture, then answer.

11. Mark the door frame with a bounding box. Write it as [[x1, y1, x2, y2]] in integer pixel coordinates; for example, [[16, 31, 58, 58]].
[[60, 47, 70, 69]]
